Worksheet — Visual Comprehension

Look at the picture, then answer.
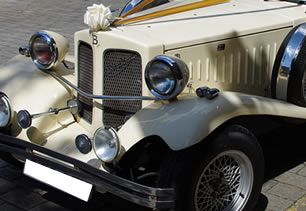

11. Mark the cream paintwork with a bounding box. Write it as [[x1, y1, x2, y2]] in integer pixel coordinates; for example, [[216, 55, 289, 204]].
[[122, 0, 306, 50], [0, 55, 103, 166], [166, 27, 291, 97], [0, 55, 75, 144], [72, 0, 306, 153], [73, 29, 164, 134], [118, 92, 306, 151], [0, 0, 306, 166]]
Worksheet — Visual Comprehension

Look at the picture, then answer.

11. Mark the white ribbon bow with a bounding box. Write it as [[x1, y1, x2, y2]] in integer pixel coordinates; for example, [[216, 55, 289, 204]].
[[84, 4, 114, 31]]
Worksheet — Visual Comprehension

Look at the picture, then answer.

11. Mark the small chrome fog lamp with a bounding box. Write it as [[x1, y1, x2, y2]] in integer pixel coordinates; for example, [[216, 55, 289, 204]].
[[29, 31, 69, 70], [145, 55, 189, 100], [93, 127, 120, 163], [0, 94, 12, 127], [75, 134, 92, 154]]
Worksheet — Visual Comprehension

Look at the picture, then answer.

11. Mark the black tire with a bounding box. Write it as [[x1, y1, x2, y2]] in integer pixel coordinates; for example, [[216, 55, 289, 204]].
[[271, 23, 306, 106], [157, 125, 264, 211]]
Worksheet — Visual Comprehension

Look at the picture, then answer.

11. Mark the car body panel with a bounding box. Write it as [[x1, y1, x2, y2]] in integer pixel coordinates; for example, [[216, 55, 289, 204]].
[[73, 29, 164, 134], [0, 55, 75, 143], [165, 27, 290, 97], [121, 0, 305, 50], [118, 92, 306, 151], [1, 0, 306, 156], [1, 0, 306, 208]]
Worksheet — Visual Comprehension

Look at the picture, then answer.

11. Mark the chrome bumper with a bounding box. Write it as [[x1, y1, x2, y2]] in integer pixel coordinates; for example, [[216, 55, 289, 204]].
[[0, 133, 175, 209]]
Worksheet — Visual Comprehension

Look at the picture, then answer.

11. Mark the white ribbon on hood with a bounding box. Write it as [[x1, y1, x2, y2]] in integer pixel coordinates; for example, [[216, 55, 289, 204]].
[[84, 4, 113, 31]]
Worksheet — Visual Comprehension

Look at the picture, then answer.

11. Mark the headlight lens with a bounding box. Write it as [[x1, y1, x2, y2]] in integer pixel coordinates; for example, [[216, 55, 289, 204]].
[[29, 32, 57, 70], [145, 55, 189, 100], [0, 95, 12, 127], [147, 61, 175, 95], [93, 127, 120, 163]]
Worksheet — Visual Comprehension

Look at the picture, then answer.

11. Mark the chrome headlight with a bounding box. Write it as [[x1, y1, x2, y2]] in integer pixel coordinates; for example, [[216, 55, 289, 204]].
[[0, 94, 12, 127], [29, 31, 69, 70], [93, 127, 120, 163], [145, 55, 189, 100]]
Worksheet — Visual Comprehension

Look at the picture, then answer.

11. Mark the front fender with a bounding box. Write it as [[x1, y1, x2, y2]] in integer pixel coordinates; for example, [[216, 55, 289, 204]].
[[118, 92, 306, 151], [0, 55, 75, 143]]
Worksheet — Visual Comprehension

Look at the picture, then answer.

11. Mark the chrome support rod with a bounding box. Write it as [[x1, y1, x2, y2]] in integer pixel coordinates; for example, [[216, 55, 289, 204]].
[[31, 105, 78, 119], [49, 71, 158, 101], [17, 100, 80, 129]]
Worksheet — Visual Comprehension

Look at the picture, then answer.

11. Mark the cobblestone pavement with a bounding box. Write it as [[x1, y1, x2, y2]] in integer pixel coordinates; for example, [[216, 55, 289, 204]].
[[0, 0, 305, 210]]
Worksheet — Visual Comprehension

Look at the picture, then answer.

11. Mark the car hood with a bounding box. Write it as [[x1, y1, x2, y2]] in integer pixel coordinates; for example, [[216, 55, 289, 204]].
[[115, 0, 306, 50]]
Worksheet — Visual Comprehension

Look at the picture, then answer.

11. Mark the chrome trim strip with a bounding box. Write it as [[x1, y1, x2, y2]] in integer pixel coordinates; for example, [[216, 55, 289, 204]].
[[276, 23, 306, 100], [31, 105, 78, 119], [49, 71, 158, 101]]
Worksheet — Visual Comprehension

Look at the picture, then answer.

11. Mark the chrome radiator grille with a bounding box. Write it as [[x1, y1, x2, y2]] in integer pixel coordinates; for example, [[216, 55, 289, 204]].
[[103, 50, 142, 128], [78, 42, 93, 123]]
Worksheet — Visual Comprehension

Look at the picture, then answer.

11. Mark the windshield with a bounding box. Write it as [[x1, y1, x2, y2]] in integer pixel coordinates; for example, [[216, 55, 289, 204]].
[[120, 0, 172, 16], [114, 0, 228, 25]]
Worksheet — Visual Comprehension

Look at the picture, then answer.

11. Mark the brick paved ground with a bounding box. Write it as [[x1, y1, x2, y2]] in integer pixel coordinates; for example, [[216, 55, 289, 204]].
[[0, 0, 305, 210]]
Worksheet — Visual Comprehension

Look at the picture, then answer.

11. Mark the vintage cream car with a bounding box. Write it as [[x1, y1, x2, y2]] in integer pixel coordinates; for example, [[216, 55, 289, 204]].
[[0, 0, 306, 210]]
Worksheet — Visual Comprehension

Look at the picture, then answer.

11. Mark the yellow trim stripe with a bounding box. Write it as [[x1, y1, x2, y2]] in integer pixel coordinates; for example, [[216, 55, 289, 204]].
[[113, 0, 229, 25]]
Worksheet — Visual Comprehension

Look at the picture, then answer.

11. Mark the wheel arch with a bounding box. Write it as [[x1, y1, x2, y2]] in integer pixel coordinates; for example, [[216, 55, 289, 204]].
[[117, 92, 306, 152], [117, 135, 170, 170], [156, 124, 264, 211], [117, 114, 306, 175], [271, 22, 306, 107]]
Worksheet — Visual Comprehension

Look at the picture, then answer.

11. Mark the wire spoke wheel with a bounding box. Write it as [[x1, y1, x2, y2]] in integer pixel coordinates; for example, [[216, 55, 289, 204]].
[[157, 125, 263, 211], [194, 150, 253, 211]]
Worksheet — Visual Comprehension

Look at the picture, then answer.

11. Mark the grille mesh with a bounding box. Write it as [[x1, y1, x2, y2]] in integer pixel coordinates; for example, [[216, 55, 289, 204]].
[[78, 42, 93, 123], [103, 50, 142, 128]]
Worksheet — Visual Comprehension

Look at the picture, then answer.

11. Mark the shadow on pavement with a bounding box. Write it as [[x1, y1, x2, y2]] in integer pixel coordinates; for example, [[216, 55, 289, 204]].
[[254, 122, 306, 211], [260, 123, 306, 181]]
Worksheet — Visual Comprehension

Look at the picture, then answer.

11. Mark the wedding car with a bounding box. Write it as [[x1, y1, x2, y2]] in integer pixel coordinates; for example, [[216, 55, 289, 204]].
[[0, 0, 306, 210]]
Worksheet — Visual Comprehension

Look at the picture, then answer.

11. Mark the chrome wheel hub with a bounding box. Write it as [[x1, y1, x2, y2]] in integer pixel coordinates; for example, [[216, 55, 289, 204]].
[[208, 173, 230, 197], [195, 150, 253, 211]]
